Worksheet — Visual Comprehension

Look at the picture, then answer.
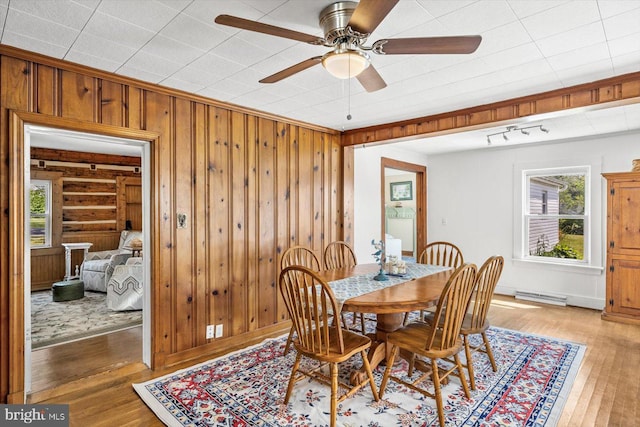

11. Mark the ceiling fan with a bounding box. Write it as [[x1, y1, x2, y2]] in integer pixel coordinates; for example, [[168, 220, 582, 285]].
[[215, 0, 481, 92]]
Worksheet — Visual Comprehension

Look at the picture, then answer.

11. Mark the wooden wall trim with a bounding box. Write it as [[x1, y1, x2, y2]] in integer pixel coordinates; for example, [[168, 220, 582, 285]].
[[6, 110, 159, 402], [15, 111, 160, 145], [380, 158, 427, 256], [342, 71, 640, 146], [0, 45, 339, 135], [8, 110, 25, 403], [342, 146, 354, 245]]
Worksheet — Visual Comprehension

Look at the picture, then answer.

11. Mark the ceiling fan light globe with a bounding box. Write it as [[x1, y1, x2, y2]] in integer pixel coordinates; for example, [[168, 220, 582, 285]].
[[322, 50, 370, 79]]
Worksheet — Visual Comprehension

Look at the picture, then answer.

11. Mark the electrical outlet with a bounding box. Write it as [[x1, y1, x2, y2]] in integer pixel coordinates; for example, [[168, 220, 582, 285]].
[[215, 324, 223, 338], [206, 325, 214, 339]]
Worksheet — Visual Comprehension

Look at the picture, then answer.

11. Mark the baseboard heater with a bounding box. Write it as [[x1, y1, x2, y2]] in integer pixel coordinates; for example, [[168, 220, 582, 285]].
[[514, 290, 567, 306]]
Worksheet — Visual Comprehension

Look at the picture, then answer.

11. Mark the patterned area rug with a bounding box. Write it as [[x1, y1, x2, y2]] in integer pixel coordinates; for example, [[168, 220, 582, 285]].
[[134, 326, 585, 426], [31, 290, 142, 349]]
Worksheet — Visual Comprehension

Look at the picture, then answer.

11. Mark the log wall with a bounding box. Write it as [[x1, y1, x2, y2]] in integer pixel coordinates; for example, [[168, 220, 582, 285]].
[[0, 45, 343, 402], [29, 148, 142, 291]]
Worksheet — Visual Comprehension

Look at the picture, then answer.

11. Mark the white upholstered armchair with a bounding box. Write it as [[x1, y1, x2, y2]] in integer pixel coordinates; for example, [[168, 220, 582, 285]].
[[80, 230, 142, 292], [107, 257, 143, 311]]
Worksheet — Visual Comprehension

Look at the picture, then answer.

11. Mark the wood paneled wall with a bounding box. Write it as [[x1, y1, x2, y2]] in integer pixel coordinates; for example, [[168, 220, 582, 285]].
[[0, 46, 343, 402]]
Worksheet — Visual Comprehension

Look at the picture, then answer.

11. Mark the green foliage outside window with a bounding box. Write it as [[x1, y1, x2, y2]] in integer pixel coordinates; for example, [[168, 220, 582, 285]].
[[30, 185, 46, 214]]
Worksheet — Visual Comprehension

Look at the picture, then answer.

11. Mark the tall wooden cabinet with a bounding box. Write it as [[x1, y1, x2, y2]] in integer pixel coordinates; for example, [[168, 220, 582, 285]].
[[602, 172, 640, 324]]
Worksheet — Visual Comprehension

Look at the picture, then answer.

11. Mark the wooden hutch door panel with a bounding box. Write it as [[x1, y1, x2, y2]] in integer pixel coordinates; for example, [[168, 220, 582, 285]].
[[612, 182, 640, 255], [610, 258, 640, 317]]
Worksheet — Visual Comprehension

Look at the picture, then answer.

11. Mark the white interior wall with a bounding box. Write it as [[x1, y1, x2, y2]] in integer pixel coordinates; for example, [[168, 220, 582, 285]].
[[353, 144, 428, 264], [385, 173, 417, 253], [353, 131, 640, 310]]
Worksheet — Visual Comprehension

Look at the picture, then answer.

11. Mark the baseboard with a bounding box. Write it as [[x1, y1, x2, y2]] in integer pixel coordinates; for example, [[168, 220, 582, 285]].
[[495, 286, 604, 310], [163, 322, 290, 368]]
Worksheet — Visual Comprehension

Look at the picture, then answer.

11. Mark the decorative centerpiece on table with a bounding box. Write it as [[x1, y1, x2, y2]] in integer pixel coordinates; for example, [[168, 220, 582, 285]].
[[386, 256, 407, 275], [371, 239, 388, 281]]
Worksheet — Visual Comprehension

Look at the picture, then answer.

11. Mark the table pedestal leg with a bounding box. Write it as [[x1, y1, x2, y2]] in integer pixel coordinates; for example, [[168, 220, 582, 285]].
[[350, 312, 404, 386]]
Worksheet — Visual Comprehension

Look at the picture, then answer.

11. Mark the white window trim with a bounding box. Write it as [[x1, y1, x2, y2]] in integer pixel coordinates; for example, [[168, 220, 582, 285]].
[[30, 179, 51, 248], [513, 158, 604, 273]]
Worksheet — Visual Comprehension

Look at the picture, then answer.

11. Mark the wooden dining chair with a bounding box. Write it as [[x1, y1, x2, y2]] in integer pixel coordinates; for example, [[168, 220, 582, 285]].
[[323, 241, 368, 334], [418, 241, 464, 268], [404, 241, 465, 324], [423, 255, 504, 390], [323, 240, 357, 270], [379, 263, 477, 427], [279, 265, 379, 427], [280, 246, 321, 355], [281, 245, 321, 272], [460, 255, 504, 390]]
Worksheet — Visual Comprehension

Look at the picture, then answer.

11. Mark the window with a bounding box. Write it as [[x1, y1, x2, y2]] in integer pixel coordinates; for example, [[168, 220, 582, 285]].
[[30, 179, 51, 248], [523, 166, 589, 263]]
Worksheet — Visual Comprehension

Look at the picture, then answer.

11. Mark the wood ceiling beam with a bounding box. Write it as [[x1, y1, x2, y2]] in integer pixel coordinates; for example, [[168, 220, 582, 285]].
[[341, 71, 640, 147]]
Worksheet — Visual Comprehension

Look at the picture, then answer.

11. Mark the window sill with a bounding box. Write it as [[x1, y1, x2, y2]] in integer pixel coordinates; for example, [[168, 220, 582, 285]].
[[512, 258, 604, 275]]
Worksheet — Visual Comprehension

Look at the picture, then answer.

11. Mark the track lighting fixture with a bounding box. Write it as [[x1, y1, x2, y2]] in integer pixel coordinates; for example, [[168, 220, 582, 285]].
[[486, 124, 550, 145]]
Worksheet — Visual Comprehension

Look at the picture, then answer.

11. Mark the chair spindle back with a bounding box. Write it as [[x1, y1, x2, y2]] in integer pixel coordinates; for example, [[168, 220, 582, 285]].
[[425, 263, 477, 351], [468, 255, 504, 331], [418, 241, 464, 268], [324, 241, 357, 270], [281, 246, 321, 271], [279, 265, 344, 356]]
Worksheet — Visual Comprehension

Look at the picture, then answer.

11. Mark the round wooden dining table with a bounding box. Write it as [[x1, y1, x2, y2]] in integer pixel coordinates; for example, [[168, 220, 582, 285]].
[[318, 263, 454, 385]]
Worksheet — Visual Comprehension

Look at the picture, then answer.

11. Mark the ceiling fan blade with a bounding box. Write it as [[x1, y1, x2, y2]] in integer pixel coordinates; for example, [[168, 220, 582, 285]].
[[259, 57, 323, 84], [215, 15, 324, 45], [348, 0, 399, 34], [356, 64, 387, 92], [374, 36, 482, 55]]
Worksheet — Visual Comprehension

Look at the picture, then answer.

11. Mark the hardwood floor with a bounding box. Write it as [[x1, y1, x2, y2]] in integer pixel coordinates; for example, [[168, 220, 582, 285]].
[[33, 295, 640, 426], [29, 326, 142, 399]]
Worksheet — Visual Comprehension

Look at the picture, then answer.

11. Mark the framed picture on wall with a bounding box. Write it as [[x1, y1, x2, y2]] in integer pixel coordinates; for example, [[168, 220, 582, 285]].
[[390, 181, 413, 201]]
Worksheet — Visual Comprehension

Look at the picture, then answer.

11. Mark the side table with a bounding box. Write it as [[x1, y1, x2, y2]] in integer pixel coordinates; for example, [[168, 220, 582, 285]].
[[61, 242, 93, 281], [124, 245, 142, 258]]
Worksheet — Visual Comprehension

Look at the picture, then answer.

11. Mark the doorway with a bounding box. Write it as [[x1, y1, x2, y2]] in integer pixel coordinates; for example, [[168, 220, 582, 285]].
[[8, 111, 156, 403], [380, 157, 427, 259]]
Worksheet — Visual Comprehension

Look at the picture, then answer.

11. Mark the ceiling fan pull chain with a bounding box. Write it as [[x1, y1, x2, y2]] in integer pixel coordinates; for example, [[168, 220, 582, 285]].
[[347, 60, 352, 120]]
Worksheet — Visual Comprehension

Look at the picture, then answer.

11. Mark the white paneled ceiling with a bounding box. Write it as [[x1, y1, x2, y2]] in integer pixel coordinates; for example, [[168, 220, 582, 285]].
[[2, 0, 640, 154]]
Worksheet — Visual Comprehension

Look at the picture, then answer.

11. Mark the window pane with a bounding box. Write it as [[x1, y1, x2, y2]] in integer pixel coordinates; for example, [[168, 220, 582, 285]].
[[529, 174, 585, 215], [554, 174, 585, 215], [30, 216, 46, 245], [30, 183, 47, 214], [30, 181, 50, 247], [529, 217, 584, 260]]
